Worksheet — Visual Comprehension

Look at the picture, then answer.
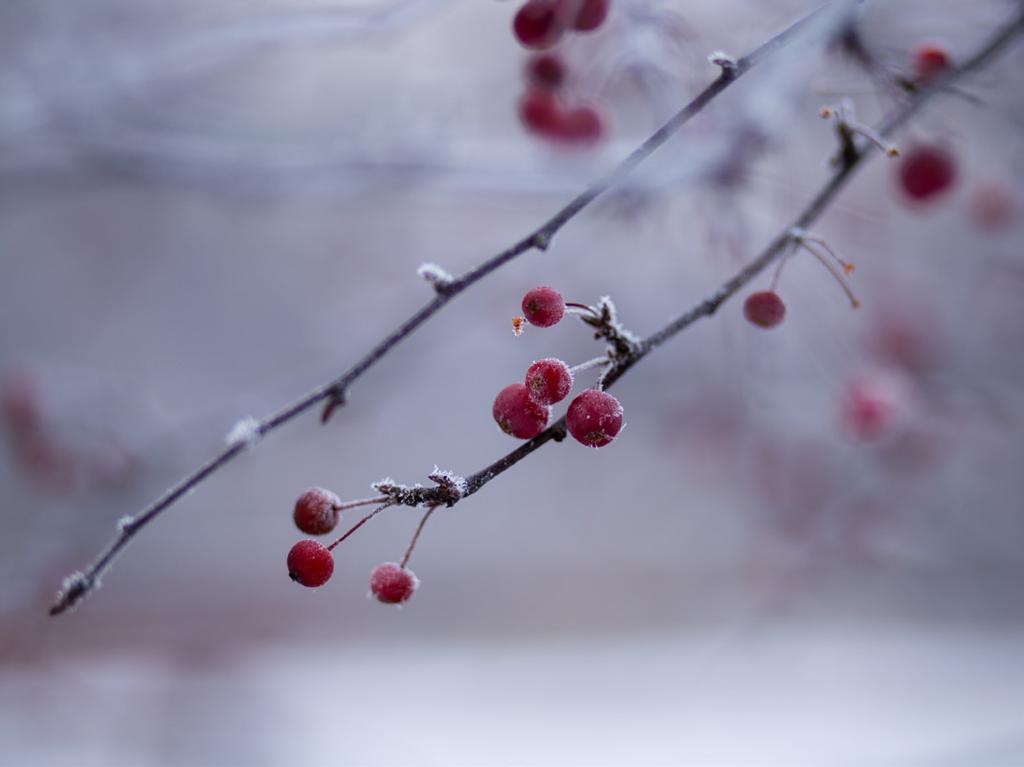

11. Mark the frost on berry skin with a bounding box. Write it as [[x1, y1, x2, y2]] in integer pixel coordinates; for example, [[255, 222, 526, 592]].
[[293, 487, 342, 535], [743, 291, 786, 329], [566, 389, 623, 448], [513, 0, 564, 50], [913, 43, 950, 84], [525, 358, 573, 406], [526, 53, 566, 90], [521, 286, 565, 328], [556, 0, 610, 33], [369, 562, 419, 605], [287, 540, 334, 588], [493, 383, 550, 439], [897, 145, 956, 203]]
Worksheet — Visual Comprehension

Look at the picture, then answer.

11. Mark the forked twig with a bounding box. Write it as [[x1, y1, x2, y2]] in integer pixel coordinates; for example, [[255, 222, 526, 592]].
[[50, 4, 1024, 615]]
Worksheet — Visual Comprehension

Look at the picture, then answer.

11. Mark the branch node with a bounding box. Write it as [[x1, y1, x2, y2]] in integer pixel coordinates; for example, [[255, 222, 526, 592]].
[[417, 263, 456, 295], [426, 466, 467, 507], [532, 230, 553, 251], [707, 50, 738, 73], [579, 296, 642, 362], [820, 100, 899, 167], [225, 416, 262, 449], [49, 571, 95, 616]]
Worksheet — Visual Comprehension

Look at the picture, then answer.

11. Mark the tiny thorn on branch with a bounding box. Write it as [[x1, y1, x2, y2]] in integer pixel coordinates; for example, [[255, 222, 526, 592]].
[[320, 389, 347, 423]]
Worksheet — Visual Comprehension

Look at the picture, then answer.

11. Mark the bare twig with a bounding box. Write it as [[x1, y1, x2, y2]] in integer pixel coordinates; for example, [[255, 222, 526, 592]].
[[371, 8, 1024, 509], [49, 3, 844, 616]]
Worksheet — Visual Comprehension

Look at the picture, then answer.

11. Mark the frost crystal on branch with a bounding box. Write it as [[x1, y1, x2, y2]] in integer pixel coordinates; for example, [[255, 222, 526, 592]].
[[427, 466, 467, 506], [417, 263, 455, 293], [225, 416, 262, 448], [707, 50, 738, 71], [51, 571, 95, 615], [371, 477, 424, 507]]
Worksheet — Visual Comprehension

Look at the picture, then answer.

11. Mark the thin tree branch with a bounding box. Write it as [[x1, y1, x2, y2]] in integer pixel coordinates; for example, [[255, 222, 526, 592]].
[[49, 2, 845, 616], [420, 7, 1024, 506]]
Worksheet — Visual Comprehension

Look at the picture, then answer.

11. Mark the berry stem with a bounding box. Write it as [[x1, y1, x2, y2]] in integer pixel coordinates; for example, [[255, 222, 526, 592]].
[[564, 302, 598, 316], [796, 238, 861, 309], [326, 501, 395, 552], [331, 495, 391, 513], [568, 356, 611, 376], [399, 504, 439, 569]]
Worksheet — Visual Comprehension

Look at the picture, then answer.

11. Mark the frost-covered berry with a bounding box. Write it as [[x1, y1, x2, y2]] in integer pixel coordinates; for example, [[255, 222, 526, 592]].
[[513, 0, 564, 50], [525, 358, 573, 405], [519, 89, 563, 137], [566, 389, 623, 448], [526, 53, 566, 89], [369, 562, 419, 604], [521, 285, 565, 327], [913, 43, 950, 83], [743, 290, 786, 329], [898, 145, 956, 203], [557, 0, 610, 32], [292, 487, 341, 535], [287, 540, 334, 587], [493, 383, 550, 439]]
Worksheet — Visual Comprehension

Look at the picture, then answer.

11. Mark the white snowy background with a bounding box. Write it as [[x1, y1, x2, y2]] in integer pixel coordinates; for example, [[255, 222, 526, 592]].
[[2, 0, 1023, 764]]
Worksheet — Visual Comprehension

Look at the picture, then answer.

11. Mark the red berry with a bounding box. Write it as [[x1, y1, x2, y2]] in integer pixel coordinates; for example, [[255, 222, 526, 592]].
[[287, 540, 334, 587], [743, 291, 786, 329], [559, 105, 604, 143], [839, 373, 908, 442], [913, 43, 950, 83], [521, 285, 565, 327], [493, 383, 550, 439], [519, 89, 563, 137], [525, 358, 573, 405], [513, 0, 564, 50], [969, 181, 1016, 232], [556, 0, 610, 32], [898, 145, 956, 203], [369, 562, 418, 604], [292, 487, 341, 535], [566, 389, 623, 448], [526, 53, 566, 89]]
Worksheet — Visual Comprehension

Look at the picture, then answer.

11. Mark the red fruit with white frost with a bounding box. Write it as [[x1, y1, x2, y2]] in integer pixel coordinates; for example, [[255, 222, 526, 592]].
[[525, 358, 573, 406], [293, 487, 341, 535], [370, 562, 418, 604], [287, 540, 334, 587], [493, 383, 550, 439], [566, 389, 623, 448], [521, 286, 565, 328]]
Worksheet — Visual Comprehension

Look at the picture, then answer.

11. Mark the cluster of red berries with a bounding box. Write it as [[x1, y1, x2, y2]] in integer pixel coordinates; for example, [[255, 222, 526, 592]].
[[898, 42, 1015, 227], [512, 1, 611, 144], [286, 488, 418, 603], [512, 0, 610, 49], [493, 286, 624, 448]]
